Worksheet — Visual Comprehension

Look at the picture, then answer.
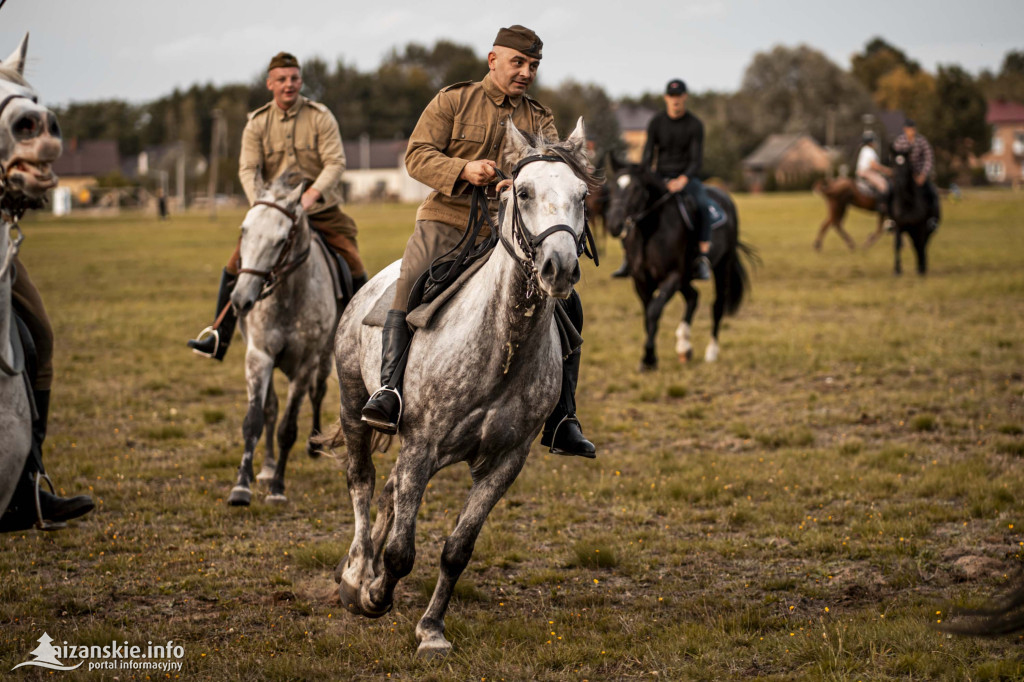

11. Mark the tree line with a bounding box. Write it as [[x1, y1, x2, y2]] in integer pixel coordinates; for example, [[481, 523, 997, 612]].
[[54, 38, 1023, 196]]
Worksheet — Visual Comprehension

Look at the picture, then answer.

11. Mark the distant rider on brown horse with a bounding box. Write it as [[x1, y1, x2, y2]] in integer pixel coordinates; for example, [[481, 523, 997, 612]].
[[855, 131, 892, 226], [188, 51, 368, 361]]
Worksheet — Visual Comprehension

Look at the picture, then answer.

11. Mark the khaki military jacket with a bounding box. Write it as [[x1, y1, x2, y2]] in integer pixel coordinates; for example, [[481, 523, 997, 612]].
[[238, 96, 345, 215], [405, 73, 557, 226]]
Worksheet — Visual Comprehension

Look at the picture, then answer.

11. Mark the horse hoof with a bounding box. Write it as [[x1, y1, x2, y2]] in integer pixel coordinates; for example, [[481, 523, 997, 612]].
[[678, 349, 693, 363], [638, 362, 657, 373], [306, 442, 322, 459], [265, 493, 288, 505], [227, 486, 252, 506], [416, 637, 452, 660], [256, 466, 276, 484], [338, 580, 392, 619]]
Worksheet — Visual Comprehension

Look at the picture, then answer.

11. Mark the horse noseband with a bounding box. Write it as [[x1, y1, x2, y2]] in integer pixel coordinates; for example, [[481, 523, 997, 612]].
[[499, 154, 598, 283]]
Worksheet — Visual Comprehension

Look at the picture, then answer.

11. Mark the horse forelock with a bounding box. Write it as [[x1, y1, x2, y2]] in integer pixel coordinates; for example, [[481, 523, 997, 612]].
[[258, 171, 305, 204], [515, 130, 601, 191]]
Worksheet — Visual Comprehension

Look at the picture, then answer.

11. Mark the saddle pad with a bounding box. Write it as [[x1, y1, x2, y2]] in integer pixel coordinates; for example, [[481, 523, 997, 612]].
[[676, 196, 728, 232], [361, 259, 582, 359], [362, 257, 490, 330], [312, 231, 350, 304], [707, 198, 728, 231]]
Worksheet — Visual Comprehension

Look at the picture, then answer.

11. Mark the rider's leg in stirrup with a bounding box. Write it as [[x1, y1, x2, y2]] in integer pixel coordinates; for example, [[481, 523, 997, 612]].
[[188, 266, 238, 361], [361, 310, 411, 434], [689, 179, 712, 281], [541, 292, 596, 458]]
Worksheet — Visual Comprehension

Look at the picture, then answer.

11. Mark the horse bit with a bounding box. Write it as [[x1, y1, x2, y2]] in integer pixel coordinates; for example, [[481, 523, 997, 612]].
[[497, 154, 599, 297]]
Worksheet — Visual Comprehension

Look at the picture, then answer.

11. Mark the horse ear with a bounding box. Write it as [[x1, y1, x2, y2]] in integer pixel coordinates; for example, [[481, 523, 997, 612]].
[[2, 33, 29, 76], [503, 120, 534, 168], [284, 180, 304, 208], [565, 117, 587, 160]]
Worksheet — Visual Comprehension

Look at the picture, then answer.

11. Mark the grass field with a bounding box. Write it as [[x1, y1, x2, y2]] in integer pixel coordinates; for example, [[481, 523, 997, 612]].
[[2, 189, 1024, 680]]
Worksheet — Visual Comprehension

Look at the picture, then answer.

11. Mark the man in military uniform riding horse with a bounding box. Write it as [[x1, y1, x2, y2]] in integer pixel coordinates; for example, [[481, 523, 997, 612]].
[[188, 51, 367, 360], [359, 25, 596, 458], [640, 78, 713, 281]]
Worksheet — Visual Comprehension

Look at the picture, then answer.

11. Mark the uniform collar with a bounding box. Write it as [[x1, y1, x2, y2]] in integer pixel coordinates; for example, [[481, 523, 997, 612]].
[[274, 96, 306, 120], [482, 73, 522, 108]]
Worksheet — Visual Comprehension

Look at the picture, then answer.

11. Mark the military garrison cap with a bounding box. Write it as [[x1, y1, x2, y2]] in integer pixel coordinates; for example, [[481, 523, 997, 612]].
[[268, 51, 300, 72], [493, 25, 543, 59]]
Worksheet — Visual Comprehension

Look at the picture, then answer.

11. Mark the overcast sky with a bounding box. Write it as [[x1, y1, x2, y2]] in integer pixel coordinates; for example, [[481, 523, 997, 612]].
[[0, 0, 1020, 106]]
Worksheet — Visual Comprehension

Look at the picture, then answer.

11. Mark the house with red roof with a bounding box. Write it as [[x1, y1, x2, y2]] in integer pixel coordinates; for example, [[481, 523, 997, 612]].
[[979, 100, 1024, 186]]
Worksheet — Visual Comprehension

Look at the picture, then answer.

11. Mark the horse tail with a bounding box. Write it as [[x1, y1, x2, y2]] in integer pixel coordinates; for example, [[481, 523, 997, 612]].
[[370, 431, 393, 455], [938, 571, 1024, 636], [313, 419, 346, 454], [722, 240, 758, 316], [313, 420, 393, 455]]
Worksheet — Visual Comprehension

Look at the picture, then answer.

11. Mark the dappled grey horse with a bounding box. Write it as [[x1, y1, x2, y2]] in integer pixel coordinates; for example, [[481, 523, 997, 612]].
[[0, 34, 63, 517], [323, 119, 593, 657], [225, 175, 339, 506]]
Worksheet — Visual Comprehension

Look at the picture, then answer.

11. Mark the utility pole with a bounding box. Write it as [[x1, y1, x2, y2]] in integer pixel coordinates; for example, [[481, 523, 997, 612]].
[[207, 109, 226, 220]]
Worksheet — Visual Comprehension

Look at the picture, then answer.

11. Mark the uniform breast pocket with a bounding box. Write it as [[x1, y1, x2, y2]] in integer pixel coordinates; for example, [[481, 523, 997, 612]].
[[452, 120, 485, 145]]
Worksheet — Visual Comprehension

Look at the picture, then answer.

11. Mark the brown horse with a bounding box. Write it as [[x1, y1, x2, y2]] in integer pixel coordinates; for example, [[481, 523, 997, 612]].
[[813, 178, 886, 251]]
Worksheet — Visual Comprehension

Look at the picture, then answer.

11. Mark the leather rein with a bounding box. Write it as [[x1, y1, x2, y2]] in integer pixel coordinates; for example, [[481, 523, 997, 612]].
[[237, 200, 311, 301]]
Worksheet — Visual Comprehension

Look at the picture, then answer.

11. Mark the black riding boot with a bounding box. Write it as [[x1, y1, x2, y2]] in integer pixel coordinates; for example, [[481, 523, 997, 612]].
[[611, 245, 630, 278], [540, 294, 595, 458], [361, 311, 412, 434], [541, 349, 596, 458], [187, 268, 237, 361], [0, 390, 95, 533], [693, 254, 712, 281]]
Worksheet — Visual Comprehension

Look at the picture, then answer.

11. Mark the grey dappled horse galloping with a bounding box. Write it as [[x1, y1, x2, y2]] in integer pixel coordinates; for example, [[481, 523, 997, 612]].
[[323, 119, 592, 657], [0, 35, 62, 515], [605, 161, 752, 370], [226, 175, 338, 506]]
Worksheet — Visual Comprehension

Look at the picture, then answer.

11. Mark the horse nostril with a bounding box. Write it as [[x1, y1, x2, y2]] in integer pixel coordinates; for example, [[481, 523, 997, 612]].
[[570, 261, 581, 284], [540, 257, 558, 282], [12, 112, 41, 140]]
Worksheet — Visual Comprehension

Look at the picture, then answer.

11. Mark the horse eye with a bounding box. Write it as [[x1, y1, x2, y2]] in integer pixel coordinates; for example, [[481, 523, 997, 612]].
[[517, 189, 530, 201]]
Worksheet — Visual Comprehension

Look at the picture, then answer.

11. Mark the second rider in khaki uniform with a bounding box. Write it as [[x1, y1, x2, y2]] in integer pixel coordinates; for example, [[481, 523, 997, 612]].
[[188, 52, 367, 360]]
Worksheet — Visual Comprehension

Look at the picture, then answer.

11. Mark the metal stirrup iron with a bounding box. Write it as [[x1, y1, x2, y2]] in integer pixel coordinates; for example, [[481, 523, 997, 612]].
[[548, 414, 582, 453], [363, 386, 403, 432], [33, 471, 66, 531]]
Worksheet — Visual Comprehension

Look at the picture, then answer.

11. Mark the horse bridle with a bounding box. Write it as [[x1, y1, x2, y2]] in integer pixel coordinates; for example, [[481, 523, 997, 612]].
[[0, 93, 43, 219], [497, 154, 599, 294], [237, 200, 311, 300], [620, 170, 674, 233]]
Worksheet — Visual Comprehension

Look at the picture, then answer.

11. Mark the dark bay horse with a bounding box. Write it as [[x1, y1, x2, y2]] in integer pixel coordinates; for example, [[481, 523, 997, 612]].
[[813, 177, 886, 251], [323, 119, 596, 657], [890, 146, 938, 276], [606, 160, 754, 370]]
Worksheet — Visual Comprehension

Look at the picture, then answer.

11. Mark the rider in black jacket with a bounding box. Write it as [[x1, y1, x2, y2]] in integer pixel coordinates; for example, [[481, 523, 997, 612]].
[[641, 79, 713, 280]]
